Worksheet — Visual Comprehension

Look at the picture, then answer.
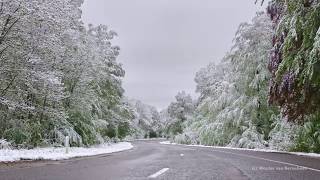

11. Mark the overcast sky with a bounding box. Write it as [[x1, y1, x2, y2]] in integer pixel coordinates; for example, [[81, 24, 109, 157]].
[[81, 0, 268, 110]]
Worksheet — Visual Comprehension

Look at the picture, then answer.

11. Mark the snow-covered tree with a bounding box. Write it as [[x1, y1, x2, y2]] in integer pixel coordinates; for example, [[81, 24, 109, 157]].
[[126, 99, 162, 139], [0, 0, 132, 147], [0, 0, 83, 147], [168, 91, 195, 122], [164, 91, 195, 137], [267, 0, 320, 122], [176, 13, 281, 149], [265, 0, 320, 152], [226, 12, 276, 148], [60, 24, 127, 145], [268, 114, 297, 151]]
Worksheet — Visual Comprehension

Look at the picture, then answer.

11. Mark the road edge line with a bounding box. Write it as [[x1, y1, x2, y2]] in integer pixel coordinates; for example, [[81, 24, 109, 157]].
[[210, 149, 320, 173]]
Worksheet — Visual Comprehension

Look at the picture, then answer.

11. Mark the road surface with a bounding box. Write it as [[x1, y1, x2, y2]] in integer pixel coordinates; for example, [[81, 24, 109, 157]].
[[1, 140, 320, 180]]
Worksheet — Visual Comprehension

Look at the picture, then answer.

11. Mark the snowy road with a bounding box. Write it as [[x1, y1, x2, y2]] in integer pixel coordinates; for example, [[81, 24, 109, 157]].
[[1, 140, 320, 180]]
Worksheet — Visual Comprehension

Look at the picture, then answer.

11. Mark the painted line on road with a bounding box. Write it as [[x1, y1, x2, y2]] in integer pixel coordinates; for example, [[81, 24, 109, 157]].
[[148, 168, 169, 178], [210, 149, 320, 173]]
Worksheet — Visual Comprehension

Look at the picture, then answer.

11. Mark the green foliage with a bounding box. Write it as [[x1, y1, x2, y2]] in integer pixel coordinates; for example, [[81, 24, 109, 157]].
[[0, 1, 136, 148], [178, 13, 277, 148], [198, 121, 241, 146], [164, 91, 195, 138], [3, 129, 28, 146], [103, 126, 117, 139], [149, 131, 158, 138], [292, 113, 320, 153], [28, 122, 44, 147], [268, 0, 320, 121], [167, 121, 184, 136], [73, 122, 97, 146], [118, 122, 131, 139]]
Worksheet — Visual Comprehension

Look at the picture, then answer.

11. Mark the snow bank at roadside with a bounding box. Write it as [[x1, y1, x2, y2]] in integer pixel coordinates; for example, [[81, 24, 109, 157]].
[[0, 142, 133, 162], [160, 141, 320, 158], [125, 138, 166, 142], [160, 141, 176, 145]]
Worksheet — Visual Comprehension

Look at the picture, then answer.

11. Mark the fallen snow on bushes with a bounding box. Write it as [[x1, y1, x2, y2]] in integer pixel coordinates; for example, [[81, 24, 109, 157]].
[[0, 142, 133, 162], [160, 141, 320, 158]]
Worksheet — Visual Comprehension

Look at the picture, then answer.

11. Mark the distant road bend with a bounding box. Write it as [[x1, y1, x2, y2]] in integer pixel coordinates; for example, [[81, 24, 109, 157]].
[[1, 140, 320, 180]]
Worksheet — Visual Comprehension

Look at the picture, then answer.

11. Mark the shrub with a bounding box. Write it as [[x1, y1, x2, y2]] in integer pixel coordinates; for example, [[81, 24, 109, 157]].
[[0, 139, 12, 150]]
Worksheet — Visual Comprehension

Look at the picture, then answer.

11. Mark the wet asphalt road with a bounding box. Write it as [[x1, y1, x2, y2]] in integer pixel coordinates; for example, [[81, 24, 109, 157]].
[[1, 140, 320, 180]]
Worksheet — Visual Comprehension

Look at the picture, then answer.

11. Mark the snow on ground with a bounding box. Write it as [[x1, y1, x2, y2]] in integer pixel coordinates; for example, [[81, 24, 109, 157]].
[[0, 142, 133, 162], [160, 141, 320, 158], [160, 141, 177, 145], [125, 138, 166, 142]]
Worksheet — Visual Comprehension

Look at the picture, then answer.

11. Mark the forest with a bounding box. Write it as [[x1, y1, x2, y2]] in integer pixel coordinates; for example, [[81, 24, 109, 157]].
[[0, 0, 320, 154], [163, 0, 320, 153], [0, 0, 162, 148]]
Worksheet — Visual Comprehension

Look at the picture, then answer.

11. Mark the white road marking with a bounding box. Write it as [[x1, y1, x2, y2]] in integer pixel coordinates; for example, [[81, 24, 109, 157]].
[[210, 149, 320, 173], [165, 142, 320, 173], [148, 168, 169, 178]]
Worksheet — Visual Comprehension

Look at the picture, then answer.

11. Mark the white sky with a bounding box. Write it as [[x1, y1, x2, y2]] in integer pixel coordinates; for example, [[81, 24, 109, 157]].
[[81, 0, 268, 110]]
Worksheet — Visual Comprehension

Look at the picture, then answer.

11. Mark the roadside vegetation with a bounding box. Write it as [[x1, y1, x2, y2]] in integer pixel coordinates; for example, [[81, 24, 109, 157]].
[[0, 0, 161, 149], [164, 1, 320, 153], [0, 0, 319, 153]]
